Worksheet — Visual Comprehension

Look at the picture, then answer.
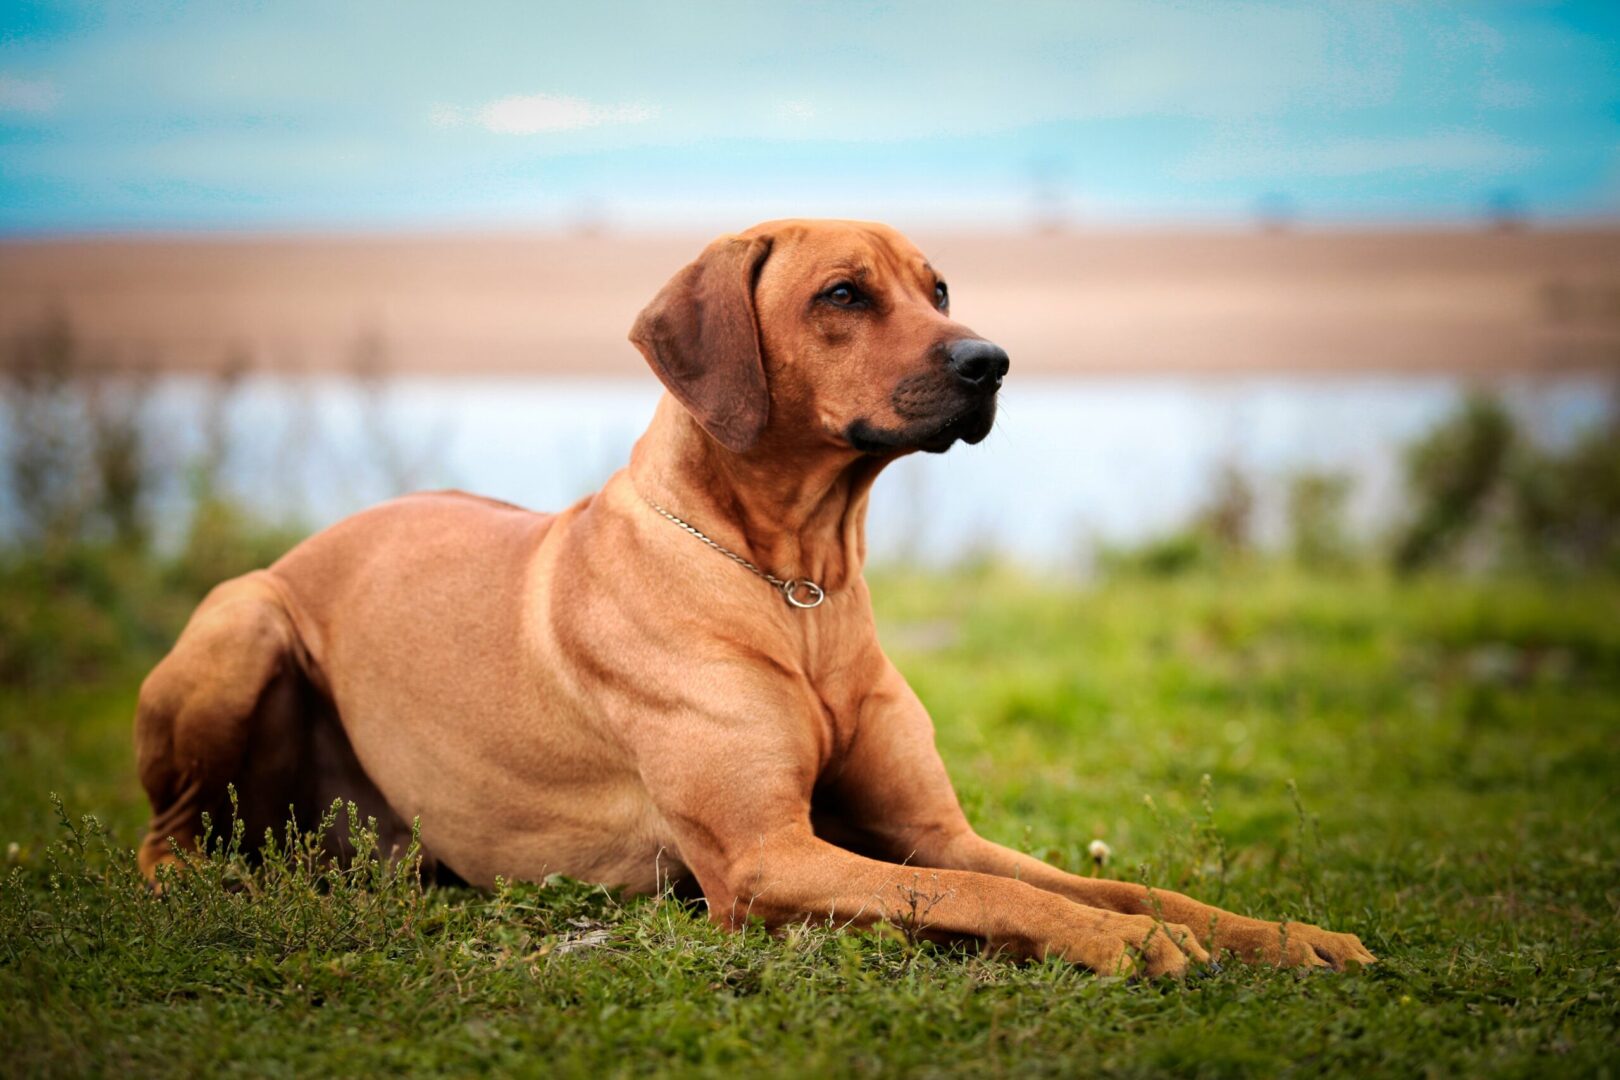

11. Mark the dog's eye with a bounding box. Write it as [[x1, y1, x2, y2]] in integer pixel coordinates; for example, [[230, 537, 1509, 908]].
[[934, 281, 949, 310], [822, 282, 863, 308]]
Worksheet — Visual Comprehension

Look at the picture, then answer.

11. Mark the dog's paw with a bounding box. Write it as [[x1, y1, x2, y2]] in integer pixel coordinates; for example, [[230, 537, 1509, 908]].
[[1213, 917, 1377, 970], [1064, 911, 1213, 978]]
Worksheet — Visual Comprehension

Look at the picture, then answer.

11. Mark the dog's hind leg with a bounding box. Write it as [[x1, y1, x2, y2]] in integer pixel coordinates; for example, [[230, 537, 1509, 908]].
[[134, 570, 310, 880]]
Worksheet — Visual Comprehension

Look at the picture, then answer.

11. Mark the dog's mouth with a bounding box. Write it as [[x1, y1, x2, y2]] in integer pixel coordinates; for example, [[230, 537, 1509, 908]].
[[915, 403, 997, 453], [845, 398, 997, 455]]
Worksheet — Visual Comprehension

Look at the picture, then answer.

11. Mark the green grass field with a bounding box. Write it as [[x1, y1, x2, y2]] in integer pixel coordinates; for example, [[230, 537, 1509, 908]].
[[3, 566, 1618, 1077]]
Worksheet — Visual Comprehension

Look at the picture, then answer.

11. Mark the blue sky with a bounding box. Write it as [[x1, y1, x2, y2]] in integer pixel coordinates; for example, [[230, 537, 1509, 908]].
[[1, 1, 1617, 233]]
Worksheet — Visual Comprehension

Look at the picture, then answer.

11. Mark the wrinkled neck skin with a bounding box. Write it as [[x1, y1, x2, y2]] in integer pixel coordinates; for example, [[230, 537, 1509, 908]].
[[628, 395, 892, 595]]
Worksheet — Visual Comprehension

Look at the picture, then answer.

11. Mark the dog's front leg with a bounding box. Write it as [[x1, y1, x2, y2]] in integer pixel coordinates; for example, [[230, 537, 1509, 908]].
[[633, 695, 1208, 977], [823, 662, 1376, 970], [668, 820, 1209, 977]]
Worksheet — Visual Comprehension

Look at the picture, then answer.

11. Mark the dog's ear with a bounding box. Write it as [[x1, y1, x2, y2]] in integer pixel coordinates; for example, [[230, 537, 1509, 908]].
[[630, 234, 773, 453]]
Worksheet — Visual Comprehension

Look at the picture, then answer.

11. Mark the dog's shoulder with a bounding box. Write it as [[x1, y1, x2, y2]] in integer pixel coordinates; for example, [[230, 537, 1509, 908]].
[[344, 490, 555, 543], [402, 488, 537, 515]]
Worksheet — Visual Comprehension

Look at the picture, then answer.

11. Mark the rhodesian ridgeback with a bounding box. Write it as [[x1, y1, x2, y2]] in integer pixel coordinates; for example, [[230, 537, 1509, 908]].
[[136, 219, 1374, 976]]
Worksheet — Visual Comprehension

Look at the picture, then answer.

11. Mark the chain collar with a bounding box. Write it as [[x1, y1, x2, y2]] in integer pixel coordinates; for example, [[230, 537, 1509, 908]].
[[640, 495, 826, 609]]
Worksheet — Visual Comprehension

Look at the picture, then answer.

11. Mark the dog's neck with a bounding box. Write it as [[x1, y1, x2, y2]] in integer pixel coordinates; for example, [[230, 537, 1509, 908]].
[[628, 396, 888, 595]]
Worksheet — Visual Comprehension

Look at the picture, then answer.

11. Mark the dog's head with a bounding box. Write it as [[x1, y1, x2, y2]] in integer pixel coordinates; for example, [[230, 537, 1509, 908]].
[[630, 219, 1007, 456]]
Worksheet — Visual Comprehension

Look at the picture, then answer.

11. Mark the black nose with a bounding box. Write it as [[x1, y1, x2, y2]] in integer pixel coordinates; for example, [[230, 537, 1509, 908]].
[[945, 339, 1010, 392]]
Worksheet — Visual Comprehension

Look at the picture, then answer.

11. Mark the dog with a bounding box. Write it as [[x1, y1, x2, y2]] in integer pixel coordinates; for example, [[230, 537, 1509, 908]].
[[135, 219, 1374, 976]]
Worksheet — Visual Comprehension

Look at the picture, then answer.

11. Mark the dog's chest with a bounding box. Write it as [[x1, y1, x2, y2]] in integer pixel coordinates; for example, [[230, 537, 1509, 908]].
[[798, 639, 888, 776]]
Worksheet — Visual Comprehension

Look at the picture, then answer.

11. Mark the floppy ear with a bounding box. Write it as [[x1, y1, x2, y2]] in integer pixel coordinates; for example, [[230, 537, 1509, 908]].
[[629, 234, 773, 453]]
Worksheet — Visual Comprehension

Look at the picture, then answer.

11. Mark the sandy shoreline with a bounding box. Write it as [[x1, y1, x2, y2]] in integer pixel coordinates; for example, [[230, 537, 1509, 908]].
[[2, 228, 1618, 377]]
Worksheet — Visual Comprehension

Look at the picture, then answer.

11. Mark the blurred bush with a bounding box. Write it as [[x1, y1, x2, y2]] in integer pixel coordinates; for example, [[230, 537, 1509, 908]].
[[0, 316, 302, 689], [170, 495, 304, 600], [1100, 387, 1619, 581], [1392, 388, 1620, 576], [1287, 471, 1353, 571], [1195, 463, 1256, 558], [1392, 392, 1516, 573], [1510, 412, 1620, 574], [1097, 461, 1254, 578], [3, 313, 101, 547]]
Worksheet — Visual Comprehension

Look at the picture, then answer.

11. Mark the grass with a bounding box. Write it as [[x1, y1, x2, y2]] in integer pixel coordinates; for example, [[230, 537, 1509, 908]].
[[2, 564, 1618, 1077]]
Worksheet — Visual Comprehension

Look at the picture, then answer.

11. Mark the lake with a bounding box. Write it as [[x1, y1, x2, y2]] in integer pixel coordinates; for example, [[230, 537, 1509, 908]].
[[118, 372, 1613, 569]]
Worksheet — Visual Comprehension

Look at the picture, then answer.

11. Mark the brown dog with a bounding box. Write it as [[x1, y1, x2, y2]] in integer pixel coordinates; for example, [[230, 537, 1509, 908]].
[[135, 219, 1373, 976]]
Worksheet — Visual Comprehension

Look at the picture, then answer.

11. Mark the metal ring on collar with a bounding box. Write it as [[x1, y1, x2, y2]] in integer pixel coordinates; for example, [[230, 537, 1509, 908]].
[[782, 580, 826, 609]]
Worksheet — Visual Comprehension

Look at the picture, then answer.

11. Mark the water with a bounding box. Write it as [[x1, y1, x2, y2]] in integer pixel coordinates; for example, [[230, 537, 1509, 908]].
[[92, 373, 1620, 567]]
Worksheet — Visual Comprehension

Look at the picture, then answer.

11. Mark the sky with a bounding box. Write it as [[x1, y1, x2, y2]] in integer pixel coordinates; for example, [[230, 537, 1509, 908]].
[[1, 1, 1618, 234]]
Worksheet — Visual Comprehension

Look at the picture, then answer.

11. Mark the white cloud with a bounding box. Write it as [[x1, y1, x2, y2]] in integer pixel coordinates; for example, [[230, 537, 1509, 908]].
[[1179, 130, 1537, 181], [430, 93, 657, 135], [0, 75, 62, 115]]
